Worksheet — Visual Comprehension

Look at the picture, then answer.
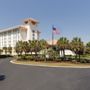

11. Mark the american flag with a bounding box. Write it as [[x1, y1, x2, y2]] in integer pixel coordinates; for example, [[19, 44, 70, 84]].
[[52, 26, 60, 34]]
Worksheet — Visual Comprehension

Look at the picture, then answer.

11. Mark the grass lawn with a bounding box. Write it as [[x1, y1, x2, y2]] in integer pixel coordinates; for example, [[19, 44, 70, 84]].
[[13, 60, 90, 67]]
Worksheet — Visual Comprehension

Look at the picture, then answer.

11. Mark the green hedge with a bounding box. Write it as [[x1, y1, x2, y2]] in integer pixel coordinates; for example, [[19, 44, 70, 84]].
[[0, 55, 12, 58]]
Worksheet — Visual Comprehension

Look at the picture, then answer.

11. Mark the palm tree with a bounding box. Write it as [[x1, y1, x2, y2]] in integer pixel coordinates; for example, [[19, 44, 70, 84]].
[[28, 40, 48, 60], [7, 46, 12, 54], [28, 40, 40, 59], [28, 40, 33, 55], [0, 49, 3, 55], [85, 42, 90, 54], [22, 41, 29, 54], [39, 39, 48, 60], [3, 47, 8, 55], [28, 40, 36, 55], [57, 37, 69, 60], [15, 41, 23, 55], [39, 39, 48, 50], [70, 37, 84, 61], [33, 40, 41, 56]]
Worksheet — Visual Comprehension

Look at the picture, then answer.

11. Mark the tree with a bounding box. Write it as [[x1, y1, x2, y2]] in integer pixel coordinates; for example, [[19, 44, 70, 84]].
[[28, 40, 48, 60], [70, 37, 84, 61], [3, 47, 8, 54], [32, 40, 41, 55], [39, 39, 48, 50], [39, 39, 48, 60], [22, 41, 29, 54], [0, 49, 3, 55], [28, 40, 34, 55], [15, 41, 23, 55], [7, 46, 12, 54], [47, 48, 59, 61], [28, 40, 40, 59], [57, 37, 69, 60], [85, 42, 90, 54]]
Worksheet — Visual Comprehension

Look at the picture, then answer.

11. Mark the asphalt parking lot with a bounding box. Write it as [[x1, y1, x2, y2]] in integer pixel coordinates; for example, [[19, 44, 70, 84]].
[[0, 58, 90, 90]]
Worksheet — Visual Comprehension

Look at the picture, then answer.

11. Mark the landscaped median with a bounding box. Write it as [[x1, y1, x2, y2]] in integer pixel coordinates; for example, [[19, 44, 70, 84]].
[[10, 60, 90, 68]]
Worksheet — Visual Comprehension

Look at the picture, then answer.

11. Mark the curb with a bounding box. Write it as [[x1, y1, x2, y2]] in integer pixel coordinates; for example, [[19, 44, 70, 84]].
[[10, 60, 90, 68]]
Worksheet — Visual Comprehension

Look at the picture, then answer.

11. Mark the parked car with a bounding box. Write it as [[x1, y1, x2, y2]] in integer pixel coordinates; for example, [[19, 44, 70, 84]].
[[0, 74, 5, 81]]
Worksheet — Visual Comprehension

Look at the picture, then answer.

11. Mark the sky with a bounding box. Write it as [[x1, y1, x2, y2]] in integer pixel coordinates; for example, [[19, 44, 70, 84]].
[[0, 0, 90, 43]]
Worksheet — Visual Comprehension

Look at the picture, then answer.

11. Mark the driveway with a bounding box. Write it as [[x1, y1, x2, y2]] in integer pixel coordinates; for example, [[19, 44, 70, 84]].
[[0, 58, 90, 90]]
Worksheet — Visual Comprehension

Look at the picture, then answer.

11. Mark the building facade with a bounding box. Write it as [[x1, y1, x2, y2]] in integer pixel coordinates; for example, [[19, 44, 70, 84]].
[[0, 18, 40, 54]]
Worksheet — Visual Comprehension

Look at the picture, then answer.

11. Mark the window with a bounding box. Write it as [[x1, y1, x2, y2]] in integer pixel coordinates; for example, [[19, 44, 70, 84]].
[[32, 30, 35, 40]]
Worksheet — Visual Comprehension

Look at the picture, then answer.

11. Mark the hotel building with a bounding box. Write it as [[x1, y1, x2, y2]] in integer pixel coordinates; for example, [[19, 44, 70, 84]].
[[0, 18, 40, 54]]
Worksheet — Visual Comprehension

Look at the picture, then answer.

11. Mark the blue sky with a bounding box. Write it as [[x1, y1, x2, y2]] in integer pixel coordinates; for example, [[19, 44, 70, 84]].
[[0, 0, 90, 43]]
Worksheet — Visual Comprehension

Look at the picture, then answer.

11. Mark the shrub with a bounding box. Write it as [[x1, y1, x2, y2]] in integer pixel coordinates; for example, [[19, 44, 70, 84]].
[[72, 60, 77, 63], [0, 55, 12, 58], [84, 59, 90, 63], [20, 55, 26, 60], [80, 59, 87, 63]]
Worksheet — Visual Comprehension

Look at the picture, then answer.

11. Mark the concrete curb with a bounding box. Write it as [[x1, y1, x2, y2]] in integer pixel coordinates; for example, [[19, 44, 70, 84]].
[[10, 60, 90, 68]]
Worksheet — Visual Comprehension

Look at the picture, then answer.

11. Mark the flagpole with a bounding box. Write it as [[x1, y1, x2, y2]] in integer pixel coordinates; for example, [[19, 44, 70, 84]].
[[52, 25, 60, 47], [52, 26, 54, 46]]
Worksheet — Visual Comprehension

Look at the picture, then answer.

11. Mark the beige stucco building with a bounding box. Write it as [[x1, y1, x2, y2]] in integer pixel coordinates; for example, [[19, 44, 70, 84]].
[[0, 18, 40, 54]]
